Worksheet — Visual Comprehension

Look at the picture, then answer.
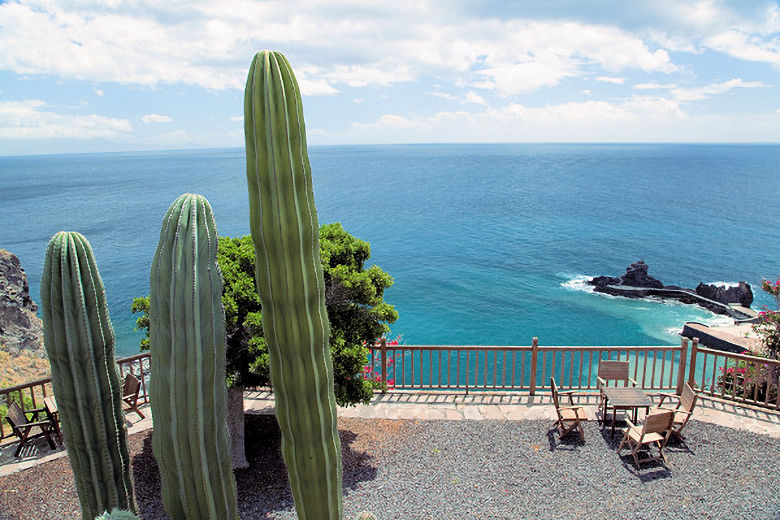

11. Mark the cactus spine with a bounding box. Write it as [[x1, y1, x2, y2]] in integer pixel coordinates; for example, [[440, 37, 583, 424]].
[[41, 232, 135, 520], [149, 194, 239, 520], [244, 50, 343, 519], [94, 509, 141, 520]]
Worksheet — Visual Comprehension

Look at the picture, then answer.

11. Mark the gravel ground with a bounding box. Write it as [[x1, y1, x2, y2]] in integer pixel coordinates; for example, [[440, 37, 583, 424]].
[[0, 414, 778, 519]]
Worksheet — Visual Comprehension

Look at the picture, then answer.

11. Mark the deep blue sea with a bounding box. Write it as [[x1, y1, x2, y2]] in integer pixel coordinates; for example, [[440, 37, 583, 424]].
[[1, 144, 778, 357]]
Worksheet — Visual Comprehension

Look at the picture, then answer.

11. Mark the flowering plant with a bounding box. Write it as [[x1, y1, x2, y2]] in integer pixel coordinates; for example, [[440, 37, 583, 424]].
[[718, 360, 777, 403], [752, 279, 780, 359], [363, 336, 402, 391]]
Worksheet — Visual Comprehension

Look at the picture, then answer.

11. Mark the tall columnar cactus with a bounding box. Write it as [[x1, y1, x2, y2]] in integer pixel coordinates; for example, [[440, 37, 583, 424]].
[[41, 232, 135, 520], [244, 50, 343, 519], [149, 193, 239, 520]]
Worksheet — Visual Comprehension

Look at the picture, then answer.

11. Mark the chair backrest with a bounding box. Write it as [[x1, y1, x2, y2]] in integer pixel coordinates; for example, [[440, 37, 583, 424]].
[[123, 373, 141, 398], [550, 377, 560, 405], [643, 410, 674, 435], [5, 402, 28, 432], [680, 382, 697, 412], [598, 360, 630, 385]]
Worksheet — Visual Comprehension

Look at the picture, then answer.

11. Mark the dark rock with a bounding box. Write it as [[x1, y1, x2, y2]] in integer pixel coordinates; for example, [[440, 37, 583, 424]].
[[586, 260, 753, 319], [621, 260, 664, 288], [0, 249, 45, 357], [695, 282, 753, 308]]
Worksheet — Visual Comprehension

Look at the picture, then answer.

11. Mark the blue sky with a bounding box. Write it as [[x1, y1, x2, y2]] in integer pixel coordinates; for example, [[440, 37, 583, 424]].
[[0, 0, 779, 155]]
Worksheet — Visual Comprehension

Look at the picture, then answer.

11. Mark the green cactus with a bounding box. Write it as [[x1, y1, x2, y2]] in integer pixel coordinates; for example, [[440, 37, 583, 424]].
[[244, 50, 343, 519], [94, 509, 141, 520], [149, 194, 239, 520], [41, 232, 136, 520]]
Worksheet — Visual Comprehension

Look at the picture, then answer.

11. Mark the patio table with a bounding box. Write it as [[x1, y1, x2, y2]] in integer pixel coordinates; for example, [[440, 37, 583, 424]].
[[601, 387, 651, 437]]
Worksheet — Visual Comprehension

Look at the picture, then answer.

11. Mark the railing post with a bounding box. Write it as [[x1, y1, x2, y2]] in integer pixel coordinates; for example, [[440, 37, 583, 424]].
[[530, 337, 539, 396], [676, 337, 689, 394], [688, 337, 699, 388], [380, 337, 387, 394]]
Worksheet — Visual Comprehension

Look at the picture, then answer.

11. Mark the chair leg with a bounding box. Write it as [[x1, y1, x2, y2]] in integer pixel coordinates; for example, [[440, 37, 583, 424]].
[[14, 429, 30, 457], [617, 432, 628, 452], [631, 445, 641, 468]]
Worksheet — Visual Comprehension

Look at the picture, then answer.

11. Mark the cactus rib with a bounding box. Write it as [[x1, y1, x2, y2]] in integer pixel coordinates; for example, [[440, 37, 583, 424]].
[[244, 50, 343, 520], [149, 194, 238, 520], [41, 232, 135, 520]]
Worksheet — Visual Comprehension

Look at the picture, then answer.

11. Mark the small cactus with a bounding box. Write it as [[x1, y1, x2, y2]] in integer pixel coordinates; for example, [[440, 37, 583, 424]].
[[149, 194, 239, 519], [41, 232, 135, 520], [244, 50, 342, 519], [94, 509, 141, 520]]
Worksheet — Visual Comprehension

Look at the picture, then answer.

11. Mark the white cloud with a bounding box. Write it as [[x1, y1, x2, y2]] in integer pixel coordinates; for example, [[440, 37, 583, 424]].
[[581, 89, 592, 95], [634, 82, 678, 90], [430, 92, 458, 100], [464, 91, 487, 105], [353, 98, 364, 104], [94, 88, 104, 97], [670, 78, 765, 101], [0, 1, 678, 96], [229, 116, 243, 122], [141, 113, 172, 123], [596, 76, 626, 84], [0, 99, 132, 139]]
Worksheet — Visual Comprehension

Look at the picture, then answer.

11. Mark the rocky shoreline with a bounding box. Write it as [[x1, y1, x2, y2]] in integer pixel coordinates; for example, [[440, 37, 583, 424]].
[[587, 261, 754, 319]]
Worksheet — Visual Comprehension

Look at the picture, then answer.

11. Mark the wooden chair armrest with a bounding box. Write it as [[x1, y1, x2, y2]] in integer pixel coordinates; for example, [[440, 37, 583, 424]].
[[22, 419, 54, 429], [628, 378, 638, 387], [624, 418, 637, 430], [670, 409, 692, 417], [597, 377, 607, 389], [656, 393, 679, 405], [558, 389, 576, 395]]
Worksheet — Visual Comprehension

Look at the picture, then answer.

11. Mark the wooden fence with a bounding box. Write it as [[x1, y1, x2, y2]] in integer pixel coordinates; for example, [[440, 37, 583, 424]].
[[366, 337, 780, 410], [2, 337, 778, 440], [0, 352, 151, 441]]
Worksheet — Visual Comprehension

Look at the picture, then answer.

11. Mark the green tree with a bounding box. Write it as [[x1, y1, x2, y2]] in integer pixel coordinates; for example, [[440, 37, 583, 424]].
[[132, 223, 397, 405]]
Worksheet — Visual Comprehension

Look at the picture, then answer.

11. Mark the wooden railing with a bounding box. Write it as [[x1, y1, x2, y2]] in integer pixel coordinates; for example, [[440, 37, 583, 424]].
[[367, 338, 691, 396], [0, 352, 151, 441], [688, 342, 779, 410], [3, 337, 778, 442]]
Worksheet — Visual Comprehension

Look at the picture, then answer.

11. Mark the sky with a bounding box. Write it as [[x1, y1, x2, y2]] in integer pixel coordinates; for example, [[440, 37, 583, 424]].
[[0, 0, 779, 155]]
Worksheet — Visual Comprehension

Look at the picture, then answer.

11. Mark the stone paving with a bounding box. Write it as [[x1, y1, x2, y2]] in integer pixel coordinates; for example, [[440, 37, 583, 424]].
[[2, 389, 778, 477]]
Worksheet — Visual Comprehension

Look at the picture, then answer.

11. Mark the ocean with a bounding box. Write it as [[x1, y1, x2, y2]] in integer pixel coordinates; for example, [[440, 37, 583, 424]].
[[1, 144, 778, 357]]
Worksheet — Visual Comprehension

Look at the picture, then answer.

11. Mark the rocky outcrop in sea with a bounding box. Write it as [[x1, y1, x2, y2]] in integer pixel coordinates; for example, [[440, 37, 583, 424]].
[[0, 249, 45, 357], [587, 260, 753, 318]]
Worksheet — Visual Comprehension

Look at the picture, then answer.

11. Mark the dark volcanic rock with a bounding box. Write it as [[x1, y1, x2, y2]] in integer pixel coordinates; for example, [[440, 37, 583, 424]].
[[587, 261, 753, 318], [0, 249, 44, 357], [695, 282, 753, 307], [589, 260, 663, 293]]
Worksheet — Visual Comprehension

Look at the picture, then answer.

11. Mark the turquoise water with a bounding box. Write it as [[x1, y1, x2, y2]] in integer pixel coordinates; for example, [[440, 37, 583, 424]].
[[1, 144, 778, 356]]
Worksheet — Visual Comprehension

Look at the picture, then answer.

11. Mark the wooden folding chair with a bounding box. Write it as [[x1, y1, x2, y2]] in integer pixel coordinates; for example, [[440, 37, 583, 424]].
[[617, 409, 674, 468], [551, 377, 587, 440], [5, 402, 59, 457], [597, 360, 638, 423], [122, 373, 145, 420], [655, 382, 697, 438]]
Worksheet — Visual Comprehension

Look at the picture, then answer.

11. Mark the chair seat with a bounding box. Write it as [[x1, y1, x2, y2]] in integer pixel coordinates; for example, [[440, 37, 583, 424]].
[[560, 407, 587, 421], [627, 427, 664, 444]]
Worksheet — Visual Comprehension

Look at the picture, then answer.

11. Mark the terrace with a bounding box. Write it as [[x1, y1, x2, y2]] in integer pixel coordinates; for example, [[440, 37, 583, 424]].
[[1, 339, 778, 518]]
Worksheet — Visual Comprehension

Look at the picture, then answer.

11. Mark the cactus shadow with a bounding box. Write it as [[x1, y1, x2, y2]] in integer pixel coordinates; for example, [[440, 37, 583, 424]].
[[130, 414, 379, 518], [236, 414, 379, 517]]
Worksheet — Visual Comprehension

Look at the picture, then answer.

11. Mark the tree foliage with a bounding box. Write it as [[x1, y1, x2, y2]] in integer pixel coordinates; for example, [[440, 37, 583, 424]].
[[132, 222, 397, 406]]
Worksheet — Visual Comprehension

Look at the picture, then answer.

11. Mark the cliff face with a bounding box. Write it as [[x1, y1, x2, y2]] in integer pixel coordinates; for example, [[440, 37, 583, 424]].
[[0, 249, 45, 358]]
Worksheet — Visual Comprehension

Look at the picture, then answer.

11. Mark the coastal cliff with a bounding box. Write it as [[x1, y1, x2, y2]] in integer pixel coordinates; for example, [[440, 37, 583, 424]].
[[0, 249, 45, 357], [588, 261, 753, 318], [0, 249, 49, 386]]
